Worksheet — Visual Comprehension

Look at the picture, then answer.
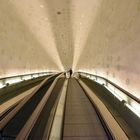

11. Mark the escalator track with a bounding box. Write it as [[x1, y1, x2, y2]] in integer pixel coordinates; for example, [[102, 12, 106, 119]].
[[62, 78, 113, 140], [0, 77, 114, 140]]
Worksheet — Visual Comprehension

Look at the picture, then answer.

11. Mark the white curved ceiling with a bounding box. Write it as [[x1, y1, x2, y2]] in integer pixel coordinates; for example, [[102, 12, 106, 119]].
[[0, 0, 140, 98]]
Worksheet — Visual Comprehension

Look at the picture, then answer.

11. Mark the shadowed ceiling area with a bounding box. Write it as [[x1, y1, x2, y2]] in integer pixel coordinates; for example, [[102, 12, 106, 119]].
[[0, 0, 140, 98]]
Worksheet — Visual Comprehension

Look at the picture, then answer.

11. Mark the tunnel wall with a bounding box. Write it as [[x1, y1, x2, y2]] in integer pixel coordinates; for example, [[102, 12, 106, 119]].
[[0, 0, 140, 99], [0, 0, 61, 78], [76, 0, 140, 99]]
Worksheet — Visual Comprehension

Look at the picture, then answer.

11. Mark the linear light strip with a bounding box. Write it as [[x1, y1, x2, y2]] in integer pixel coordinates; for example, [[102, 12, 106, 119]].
[[0, 72, 52, 89]]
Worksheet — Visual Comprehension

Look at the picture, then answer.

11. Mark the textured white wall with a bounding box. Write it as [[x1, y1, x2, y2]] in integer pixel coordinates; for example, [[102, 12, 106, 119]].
[[76, 0, 140, 99], [0, 0, 63, 78], [0, 0, 140, 99]]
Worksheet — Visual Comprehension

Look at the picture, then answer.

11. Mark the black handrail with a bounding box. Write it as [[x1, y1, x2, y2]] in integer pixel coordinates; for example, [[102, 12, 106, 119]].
[[77, 79, 115, 140], [79, 72, 140, 104]]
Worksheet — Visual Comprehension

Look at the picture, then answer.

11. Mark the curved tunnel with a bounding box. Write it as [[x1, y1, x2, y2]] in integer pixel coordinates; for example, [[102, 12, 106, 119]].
[[0, 0, 140, 140]]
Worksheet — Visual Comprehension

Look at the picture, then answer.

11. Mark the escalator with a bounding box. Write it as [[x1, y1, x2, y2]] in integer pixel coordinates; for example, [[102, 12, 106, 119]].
[[62, 78, 111, 140], [0, 77, 115, 140]]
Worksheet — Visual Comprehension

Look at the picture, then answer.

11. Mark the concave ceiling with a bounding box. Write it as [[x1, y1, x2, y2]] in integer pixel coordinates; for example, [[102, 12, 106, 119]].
[[0, 0, 140, 98]]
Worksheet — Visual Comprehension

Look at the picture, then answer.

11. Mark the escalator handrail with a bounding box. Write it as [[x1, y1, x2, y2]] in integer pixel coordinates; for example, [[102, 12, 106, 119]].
[[77, 79, 115, 140], [16, 73, 64, 139], [79, 72, 140, 104], [0, 73, 60, 130]]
